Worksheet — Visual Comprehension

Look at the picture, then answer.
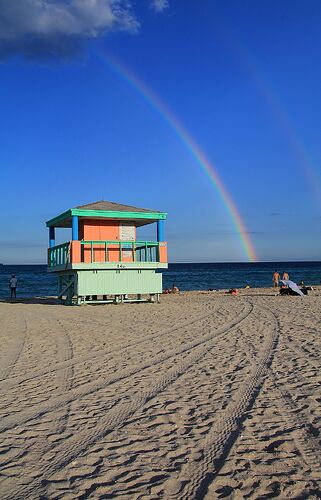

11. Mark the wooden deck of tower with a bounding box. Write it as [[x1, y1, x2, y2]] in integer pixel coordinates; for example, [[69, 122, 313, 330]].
[[46, 200, 168, 305]]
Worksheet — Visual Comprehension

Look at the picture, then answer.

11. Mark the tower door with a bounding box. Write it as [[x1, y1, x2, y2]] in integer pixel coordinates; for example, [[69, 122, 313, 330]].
[[120, 223, 136, 261]]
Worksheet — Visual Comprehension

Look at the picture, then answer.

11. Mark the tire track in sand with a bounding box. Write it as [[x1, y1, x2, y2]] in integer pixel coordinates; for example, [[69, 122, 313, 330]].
[[167, 303, 279, 499], [270, 370, 321, 473], [48, 316, 74, 405], [0, 302, 250, 434], [199, 303, 320, 500], [0, 315, 75, 482], [0, 304, 224, 392], [267, 321, 321, 473], [1, 302, 253, 500], [0, 311, 27, 381], [36, 315, 74, 440]]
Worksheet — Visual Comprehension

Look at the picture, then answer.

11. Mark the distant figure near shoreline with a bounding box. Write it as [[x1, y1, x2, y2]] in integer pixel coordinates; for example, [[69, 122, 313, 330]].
[[272, 271, 280, 287], [10, 275, 17, 299], [282, 271, 289, 281]]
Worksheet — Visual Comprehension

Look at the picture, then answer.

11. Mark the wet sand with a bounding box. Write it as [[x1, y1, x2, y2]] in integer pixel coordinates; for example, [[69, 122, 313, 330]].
[[0, 289, 321, 499]]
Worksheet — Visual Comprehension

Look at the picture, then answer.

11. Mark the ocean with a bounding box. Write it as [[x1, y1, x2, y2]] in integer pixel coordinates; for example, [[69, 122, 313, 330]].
[[1, 262, 321, 299]]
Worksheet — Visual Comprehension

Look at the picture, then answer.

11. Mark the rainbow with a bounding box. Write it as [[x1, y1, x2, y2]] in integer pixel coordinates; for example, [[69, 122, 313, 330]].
[[95, 50, 258, 262], [246, 63, 321, 207], [219, 25, 321, 208]]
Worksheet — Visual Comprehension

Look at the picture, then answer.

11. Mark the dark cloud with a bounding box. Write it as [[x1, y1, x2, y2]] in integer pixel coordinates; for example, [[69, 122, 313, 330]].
[[0, 0, 140, 60]]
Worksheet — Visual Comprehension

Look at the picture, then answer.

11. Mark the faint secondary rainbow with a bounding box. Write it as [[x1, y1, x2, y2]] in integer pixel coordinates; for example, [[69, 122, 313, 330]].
[[95, 50, 258, 262], [219, 25, 321, 208], [244, 60, 321, 208]]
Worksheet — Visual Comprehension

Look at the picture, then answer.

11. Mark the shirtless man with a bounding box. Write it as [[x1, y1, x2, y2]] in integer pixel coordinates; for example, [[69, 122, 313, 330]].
[[282, 271, 289, 281], [272, 271, 280, 287]]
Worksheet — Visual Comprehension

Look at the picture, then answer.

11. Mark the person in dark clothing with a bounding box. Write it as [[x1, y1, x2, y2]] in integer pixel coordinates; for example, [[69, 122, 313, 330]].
[[9, 275, 17, 298]]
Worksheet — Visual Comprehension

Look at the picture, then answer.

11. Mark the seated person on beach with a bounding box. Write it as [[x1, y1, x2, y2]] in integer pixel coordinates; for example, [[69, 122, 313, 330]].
[[280, 286, 301, 296], [299, 283, 313, 294], [163, 285, 180, 294], [226, 288, 238, 295], [298, 281, 312, 291]]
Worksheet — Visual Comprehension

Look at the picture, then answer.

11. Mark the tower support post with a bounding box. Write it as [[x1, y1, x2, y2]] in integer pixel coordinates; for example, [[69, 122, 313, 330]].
[[72, 215, 79, 241], [49, 226, 55, 248], [157, 220, 164, 242]]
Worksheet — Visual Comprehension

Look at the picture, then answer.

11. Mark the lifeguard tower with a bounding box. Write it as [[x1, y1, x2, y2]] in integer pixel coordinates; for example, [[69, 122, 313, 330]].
[[46, 200, 168, 305]]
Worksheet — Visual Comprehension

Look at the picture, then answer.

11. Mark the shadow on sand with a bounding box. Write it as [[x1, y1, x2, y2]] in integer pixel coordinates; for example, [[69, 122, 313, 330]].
[[0, 296, 60, 306]]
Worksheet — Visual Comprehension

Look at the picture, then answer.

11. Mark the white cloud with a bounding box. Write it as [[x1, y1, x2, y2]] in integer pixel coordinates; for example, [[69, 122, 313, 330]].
[[0, 0, 140, 59], [150, 0, 169, 13]]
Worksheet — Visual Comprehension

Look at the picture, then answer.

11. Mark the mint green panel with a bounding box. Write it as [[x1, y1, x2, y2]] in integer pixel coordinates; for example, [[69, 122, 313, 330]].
[[76, 269, 162, 295]]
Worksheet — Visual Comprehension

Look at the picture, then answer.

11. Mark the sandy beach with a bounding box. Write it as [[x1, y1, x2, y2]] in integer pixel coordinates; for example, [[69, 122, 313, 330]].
[[0, 289, 321, 499]]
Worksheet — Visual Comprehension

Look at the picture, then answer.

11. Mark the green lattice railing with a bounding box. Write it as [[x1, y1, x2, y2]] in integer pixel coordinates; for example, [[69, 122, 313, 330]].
[[48, 242, 70, 268], [48, 240, 160, 267], [80, 240, 160, 263]]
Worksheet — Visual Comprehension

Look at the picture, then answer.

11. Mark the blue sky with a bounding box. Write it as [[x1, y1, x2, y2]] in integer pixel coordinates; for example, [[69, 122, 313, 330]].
[[1, 0, 321, 263]]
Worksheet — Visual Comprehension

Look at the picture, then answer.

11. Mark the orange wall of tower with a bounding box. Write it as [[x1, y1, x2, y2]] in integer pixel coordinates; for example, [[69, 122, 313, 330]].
[[80, 219, 120, 262], [159, 242, 167, 263], [79, 220, 137, 262]]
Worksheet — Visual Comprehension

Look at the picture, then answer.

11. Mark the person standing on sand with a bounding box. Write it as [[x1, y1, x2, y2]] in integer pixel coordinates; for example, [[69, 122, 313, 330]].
[[9, 275, 17, 299], [282, 271, 289, 281], [272, 271, 280, 287]]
